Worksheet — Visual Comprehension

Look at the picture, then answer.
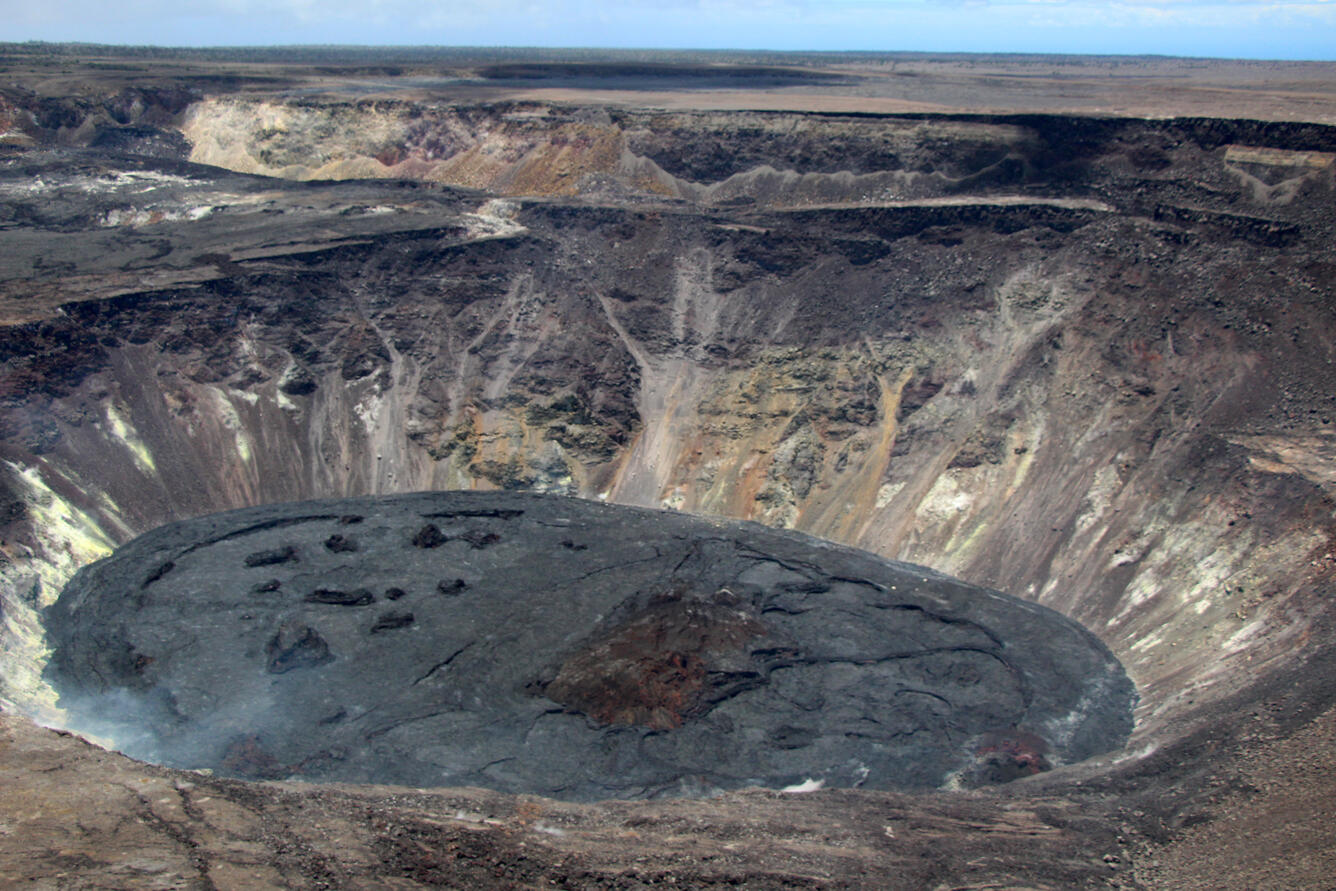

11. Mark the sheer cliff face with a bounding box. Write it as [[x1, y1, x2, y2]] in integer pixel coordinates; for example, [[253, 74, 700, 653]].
[[2, 95, 1335, 773]]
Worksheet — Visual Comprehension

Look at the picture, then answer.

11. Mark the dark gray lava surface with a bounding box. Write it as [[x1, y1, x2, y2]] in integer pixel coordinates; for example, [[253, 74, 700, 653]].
[[45, 491, 1134, 800]]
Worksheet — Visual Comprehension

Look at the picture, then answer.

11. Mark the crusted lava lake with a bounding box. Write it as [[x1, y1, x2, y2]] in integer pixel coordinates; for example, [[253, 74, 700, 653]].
[[44, 492, 1133, 799]]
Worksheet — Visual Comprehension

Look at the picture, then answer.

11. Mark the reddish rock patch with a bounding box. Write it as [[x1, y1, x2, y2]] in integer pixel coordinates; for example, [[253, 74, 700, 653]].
[[544, 597, 767, 730]]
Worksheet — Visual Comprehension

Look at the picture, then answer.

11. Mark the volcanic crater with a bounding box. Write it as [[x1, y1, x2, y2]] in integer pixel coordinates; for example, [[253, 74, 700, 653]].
[[1, 45, 1336, 888]]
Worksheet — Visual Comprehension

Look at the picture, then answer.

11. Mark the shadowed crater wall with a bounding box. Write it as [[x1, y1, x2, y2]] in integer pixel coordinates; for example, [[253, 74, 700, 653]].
[[43, 491, 1134, 800]]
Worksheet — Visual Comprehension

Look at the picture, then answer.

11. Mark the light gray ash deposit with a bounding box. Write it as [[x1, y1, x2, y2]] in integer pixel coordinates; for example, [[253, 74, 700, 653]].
[[44, 491, 1134, 801]]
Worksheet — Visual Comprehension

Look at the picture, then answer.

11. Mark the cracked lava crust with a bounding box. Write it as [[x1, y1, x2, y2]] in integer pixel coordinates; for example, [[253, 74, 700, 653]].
[[43, 491, 1134, 800]]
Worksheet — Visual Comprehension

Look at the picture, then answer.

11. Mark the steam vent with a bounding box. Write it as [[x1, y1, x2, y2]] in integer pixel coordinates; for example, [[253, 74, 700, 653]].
[[44, 491, 1134, 797], [3, 46, 1336, 888]]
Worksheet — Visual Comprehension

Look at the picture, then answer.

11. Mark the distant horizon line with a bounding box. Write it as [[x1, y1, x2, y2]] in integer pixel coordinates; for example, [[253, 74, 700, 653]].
[[4, 40, 1331, 65]]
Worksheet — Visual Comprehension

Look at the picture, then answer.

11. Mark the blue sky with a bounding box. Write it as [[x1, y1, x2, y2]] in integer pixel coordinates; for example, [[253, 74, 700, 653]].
[[9, 0, 1336, 60]]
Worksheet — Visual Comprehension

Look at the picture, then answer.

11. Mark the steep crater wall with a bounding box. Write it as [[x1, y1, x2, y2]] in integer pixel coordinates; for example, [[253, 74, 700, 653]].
[[0, 102, 1334, 815]]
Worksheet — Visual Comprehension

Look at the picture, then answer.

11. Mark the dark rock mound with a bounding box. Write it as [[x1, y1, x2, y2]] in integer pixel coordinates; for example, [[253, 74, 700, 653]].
[[43, 492, 1135, 801]]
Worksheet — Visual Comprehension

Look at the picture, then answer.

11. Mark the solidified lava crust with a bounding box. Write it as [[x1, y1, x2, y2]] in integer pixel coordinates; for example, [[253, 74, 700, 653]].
[[44, 491, 1134, 800]]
